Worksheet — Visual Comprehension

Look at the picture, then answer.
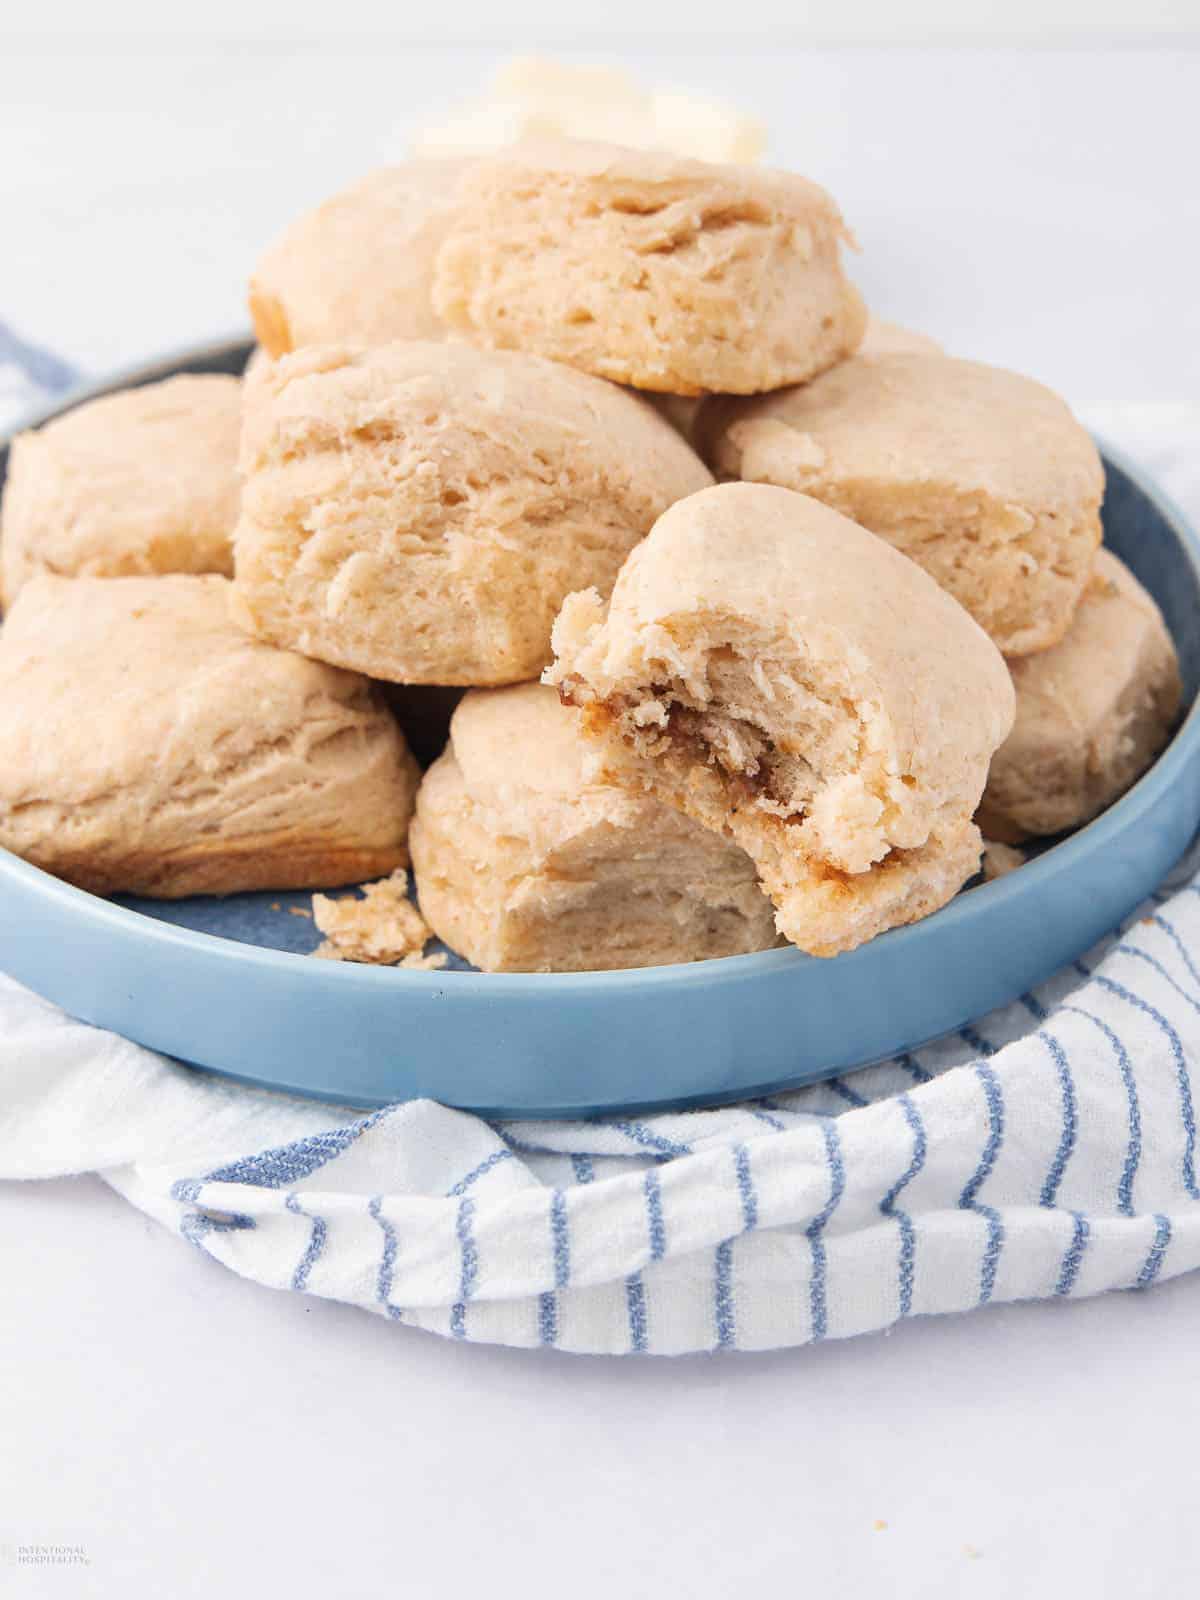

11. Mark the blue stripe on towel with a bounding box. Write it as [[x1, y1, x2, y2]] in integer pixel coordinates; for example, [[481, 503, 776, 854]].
[[644, 1169, 666, 1261], [751, 1105, 787, 1132], [446, 1149, 514, 1196], [538, 1291, 558, 1347], [1150, 912, 1200, 993], [960, 1025, 995, 1059], [1116, 945, 1200, 1018], [899, 1054, 932, 1084], [733, 1144, 758, 1232], [0, 319, 80, 392], [625, 1274, 649, 1352], [193, 1111, 384, 1191], [1038, 1031, 1078, 1206], [498, 1132, 567, 1157], [714, 1240, 736, 1349], [1137, 1214, 1172, 1287], [550, 1190, 570, 1288], [711, 1148, 759, 1348], [449, 1195, 478, 1340], [806, 1120, 846, 1341], [1021, 992, 1049, 1022], [535, 1191, 571, 1350], [961, 1063, 1006, 1304], [1093, 975, 1198, 1200], [179, 1210, 254, 1252], [610, 1121, 692, 1158], [880, 1094, 927, 1319], [1055, 1211, 1090, 1296], [1061, 1005, 1141, 1215], [285, 1193, 327, 1292], [367, 1195, 403, 1321], [828, 1078, 868, 1108]]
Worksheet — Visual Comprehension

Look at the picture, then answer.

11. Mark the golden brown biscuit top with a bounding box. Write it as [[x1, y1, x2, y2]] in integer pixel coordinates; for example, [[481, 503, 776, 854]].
[[447, 682, 650, 853], [448, 136, 850, 230], [239, 339, 712, 505], [1008, 548, 1174, 727], [250, 159, 468, 352], [451, 683, 591, 801], [702, 353, 1104, 516], [9, 373, 241, 500]]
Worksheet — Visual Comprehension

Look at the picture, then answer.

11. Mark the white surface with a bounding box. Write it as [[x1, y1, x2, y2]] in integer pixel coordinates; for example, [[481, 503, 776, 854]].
[[2, 42, 1198, 408], [3, 33, 1200, 1598], [11, 1, 1200, 43], [3, 1175, 1200, 1597]]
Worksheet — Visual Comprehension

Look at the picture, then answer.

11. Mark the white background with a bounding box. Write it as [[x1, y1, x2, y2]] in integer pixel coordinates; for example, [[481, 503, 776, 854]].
[[4, 15, 1200, 1599], [3, 40, 1199, 407]]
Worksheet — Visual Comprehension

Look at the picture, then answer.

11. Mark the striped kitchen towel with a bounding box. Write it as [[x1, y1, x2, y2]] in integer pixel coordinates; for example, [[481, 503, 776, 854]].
[[3, 336, 1200, 1354], [0, 320, 80, 425]]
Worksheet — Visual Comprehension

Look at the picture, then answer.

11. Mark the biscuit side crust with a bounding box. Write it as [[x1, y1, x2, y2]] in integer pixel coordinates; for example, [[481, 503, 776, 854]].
[[410, 745, 777, 972], [979, 551, 1181, 837], [0, 575, 420, 899], [432, 142, 866, 395], [12, 837, 408, 901]]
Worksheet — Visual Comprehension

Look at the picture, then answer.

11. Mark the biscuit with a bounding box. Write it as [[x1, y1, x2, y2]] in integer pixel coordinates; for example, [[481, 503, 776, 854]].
[[410, 682, 778, 971], [243, 346, 274, 382], [0, 575, 419, 898], [432, 140, 866, 396], [859, 317, 942, 357], [233, 341, 712, 686], [698, 353, 1104, 656], [548, 483, 1014, 957], [249, 160, 466, 357], [981, 840, 1026, 881], [648, 319, 940, 444], [1, 375, 241, 608], [978, 550, 1180, 841]]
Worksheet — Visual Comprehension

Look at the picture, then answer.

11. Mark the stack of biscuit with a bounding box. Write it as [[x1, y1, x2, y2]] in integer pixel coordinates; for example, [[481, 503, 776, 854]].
[[0, 101, 1182, 971]]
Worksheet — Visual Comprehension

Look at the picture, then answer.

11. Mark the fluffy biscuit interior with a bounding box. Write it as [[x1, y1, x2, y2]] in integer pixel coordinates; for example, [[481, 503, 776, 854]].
[[552, 592, 937, 879]]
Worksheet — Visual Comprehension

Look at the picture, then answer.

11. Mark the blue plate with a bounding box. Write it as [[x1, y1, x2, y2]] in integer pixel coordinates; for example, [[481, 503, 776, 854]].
[[2, 339, 1198, 1117]]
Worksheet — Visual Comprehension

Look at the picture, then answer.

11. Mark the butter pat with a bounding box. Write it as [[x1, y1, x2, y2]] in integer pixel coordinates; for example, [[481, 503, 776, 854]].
[[411, 56, 765, 165]]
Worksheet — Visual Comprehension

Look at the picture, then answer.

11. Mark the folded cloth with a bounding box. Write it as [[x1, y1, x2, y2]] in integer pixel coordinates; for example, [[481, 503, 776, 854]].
[[3, 334, 1200, 1354], [0, 320, 80, 426]]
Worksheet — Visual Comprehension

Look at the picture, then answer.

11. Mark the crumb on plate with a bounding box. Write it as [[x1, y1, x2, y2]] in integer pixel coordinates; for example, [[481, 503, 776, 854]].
[[312, 873, 443, 967]]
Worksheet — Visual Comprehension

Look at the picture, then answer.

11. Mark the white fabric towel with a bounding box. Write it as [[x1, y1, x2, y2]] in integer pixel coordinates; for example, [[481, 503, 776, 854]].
[[3, 343, 1199, 1355]]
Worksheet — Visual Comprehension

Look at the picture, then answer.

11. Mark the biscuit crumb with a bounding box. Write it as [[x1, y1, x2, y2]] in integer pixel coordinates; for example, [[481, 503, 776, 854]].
[[311, 874, 438, 967], [269, 902, 282, 911], [872, 1520, 888, 1532], [288, 906, 313, 919]]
